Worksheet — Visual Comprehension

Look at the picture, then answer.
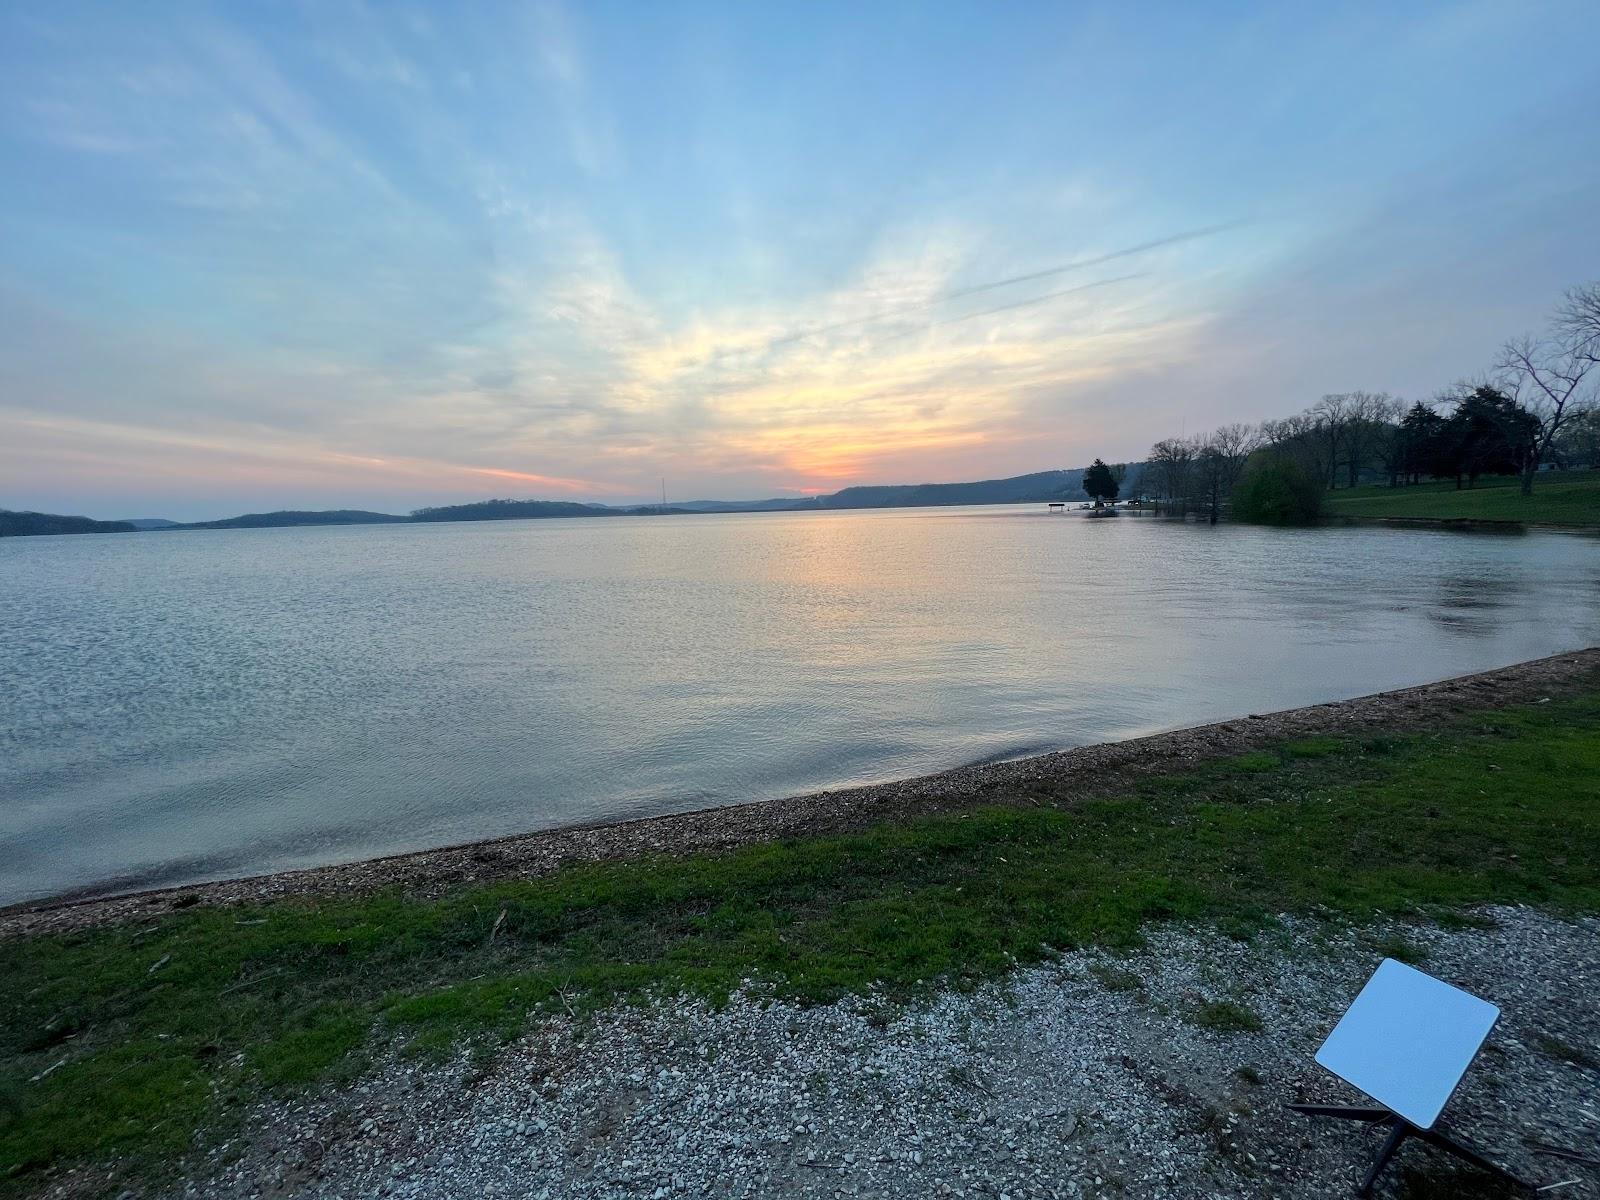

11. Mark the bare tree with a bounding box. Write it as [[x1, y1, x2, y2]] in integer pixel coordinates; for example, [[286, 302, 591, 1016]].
[[1312, 394, 1355, 488], [1262, 412, 1332, 486], [1340, 391, 1398, 488], [1172, 425, 1264, 525], [1557, 281, 1600, 365], [1209, 423, 1262, 494], [1369, 395, 1411, 486], [1555, 408, 1600, 468], [1146, 438, 1197, 514], [1495, 331, 1596, 495], [1192, 443, 1224, 525]]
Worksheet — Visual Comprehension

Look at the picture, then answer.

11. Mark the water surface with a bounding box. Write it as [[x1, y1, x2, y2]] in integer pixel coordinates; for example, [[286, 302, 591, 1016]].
[[3, 507, 1596, 905]]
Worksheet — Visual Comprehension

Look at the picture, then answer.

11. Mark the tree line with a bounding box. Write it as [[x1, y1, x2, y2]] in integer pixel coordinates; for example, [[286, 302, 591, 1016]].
[[0, 510, 138, 538], [1140, 282, 1599, 523]]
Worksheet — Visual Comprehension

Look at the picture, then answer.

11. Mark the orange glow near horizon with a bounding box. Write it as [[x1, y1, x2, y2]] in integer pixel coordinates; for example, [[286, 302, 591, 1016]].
[[725, 425, 993, 482], [463, 466, 602, 492], [1, 259, 1195, 511]]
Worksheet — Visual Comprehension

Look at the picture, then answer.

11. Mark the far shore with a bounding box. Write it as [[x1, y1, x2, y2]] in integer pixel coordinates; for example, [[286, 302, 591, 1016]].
[[6, 646, 1596, 940]]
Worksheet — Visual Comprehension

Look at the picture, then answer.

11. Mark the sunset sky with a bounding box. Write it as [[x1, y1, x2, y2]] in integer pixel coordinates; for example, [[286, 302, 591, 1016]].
[[2, 1, 1598, 519]]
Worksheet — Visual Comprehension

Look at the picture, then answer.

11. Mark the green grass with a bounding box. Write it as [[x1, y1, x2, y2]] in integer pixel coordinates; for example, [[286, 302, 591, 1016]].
[[1367, 933, 1429, 966], [1324, 469, 1600, 526], [3, 691, 1599, 1195], [1188, 1000, 1264, 1035], [1534, 1032, 1598, 1070], [1087, 963, 1144, 993]]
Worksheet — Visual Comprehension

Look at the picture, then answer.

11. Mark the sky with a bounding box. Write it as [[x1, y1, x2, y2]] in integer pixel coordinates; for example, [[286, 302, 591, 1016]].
[[2, 2, 1598, 520]]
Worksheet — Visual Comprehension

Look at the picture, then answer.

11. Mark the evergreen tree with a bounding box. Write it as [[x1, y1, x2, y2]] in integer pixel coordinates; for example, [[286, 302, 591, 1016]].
[[1081, 458, 1120, 504], [1438, 386, 1537, 488], [1397, 402, 1445, 484]]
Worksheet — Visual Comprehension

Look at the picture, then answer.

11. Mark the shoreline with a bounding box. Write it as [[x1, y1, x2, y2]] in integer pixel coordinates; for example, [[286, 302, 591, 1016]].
[[7, 658, 1597, 1199], [1325, 513, 1597, 531], [5, 646, 1597, 939]]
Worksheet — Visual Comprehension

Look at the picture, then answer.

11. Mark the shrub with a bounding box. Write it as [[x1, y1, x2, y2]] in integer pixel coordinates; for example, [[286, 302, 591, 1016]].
[[1232, 460, 1324, 524]]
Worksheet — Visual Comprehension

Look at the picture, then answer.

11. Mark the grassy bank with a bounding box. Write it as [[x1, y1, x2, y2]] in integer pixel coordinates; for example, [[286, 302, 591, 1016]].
[[1323, 469, 1600, 526], [4, 691, 1599, 1196]]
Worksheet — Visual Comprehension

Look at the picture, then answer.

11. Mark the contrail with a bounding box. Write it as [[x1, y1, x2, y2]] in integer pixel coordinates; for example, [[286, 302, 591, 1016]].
[[870, 273, 1144, 346], [928, 271, 1144, 327], [766, 220, 1240, 349]]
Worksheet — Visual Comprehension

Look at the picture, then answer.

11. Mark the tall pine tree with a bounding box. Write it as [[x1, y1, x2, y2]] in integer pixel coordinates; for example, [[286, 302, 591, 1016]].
[[1082, 458, 1120, 504]]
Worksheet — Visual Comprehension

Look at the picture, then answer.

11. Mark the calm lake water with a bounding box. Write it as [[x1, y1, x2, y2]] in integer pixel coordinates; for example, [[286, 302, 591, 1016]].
[[2, 507, 1597, 906]]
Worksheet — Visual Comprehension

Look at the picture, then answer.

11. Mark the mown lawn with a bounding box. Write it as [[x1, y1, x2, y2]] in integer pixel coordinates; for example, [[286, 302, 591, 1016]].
[[3, 691, 1599, 1196], [1324, 469, 1600, 526]]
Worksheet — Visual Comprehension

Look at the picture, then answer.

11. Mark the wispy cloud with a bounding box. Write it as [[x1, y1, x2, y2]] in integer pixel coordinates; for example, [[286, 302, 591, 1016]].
[[528, 0, 620, 178], [766, 223, 1241, 350], [1, 0, 1595, 518]]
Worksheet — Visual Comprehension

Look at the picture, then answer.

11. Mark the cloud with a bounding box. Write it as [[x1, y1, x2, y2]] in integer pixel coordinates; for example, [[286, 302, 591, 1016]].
[[443, 217, 1220, 486], [3, 1, 1594, 516], [24, 98, 162, 155], [0, 408, 617, 501], [528, 0, 620, 178], [766, 222, 1241, 350]]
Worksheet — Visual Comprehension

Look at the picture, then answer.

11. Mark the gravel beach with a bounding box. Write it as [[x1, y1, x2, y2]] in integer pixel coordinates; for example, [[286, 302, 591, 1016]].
[[159, 907, 1599, 1200]]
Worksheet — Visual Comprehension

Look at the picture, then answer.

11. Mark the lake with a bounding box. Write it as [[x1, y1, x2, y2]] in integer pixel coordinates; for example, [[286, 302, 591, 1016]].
[[2, 507, 1597, 906]]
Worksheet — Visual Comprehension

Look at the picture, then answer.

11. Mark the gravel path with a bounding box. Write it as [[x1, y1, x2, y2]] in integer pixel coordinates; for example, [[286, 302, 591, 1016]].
[[8, 649, 1597, 939], [166, 908, 1600, 1200]]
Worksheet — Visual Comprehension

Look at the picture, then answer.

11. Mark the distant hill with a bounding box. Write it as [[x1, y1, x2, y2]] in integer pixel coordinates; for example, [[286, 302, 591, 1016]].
[[176, 510, 409, 530], [11, 463, 1153, 539], [665, 497, 818, 513], [658, 466, 1149, 513], [0, 510, 137, 537], [628, 468, 1153, 515], [817, 469, 1084, 509], [409, 499, 619, 522]]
